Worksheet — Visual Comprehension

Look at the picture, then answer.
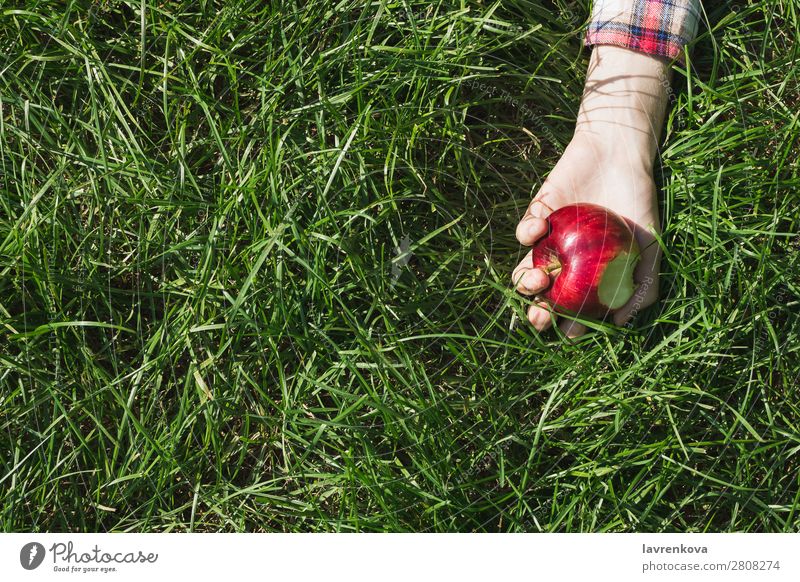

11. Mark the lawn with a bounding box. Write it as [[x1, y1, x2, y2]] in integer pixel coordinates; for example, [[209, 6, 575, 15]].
[[1, 0, 798, 532]]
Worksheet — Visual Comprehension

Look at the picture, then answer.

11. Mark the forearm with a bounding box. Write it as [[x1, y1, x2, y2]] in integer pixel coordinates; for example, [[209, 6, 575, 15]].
[[574, 45, 671, 170], [576, 0, 702, 168]]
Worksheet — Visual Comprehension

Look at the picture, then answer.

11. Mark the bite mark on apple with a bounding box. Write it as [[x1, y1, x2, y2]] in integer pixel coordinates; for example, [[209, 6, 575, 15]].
[[597, 251, 639, 310]]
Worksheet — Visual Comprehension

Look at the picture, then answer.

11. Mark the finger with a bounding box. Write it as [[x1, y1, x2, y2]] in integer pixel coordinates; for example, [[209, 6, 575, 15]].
[[559, 318, 587, 339], [527, 301, 556, 332], [515, 215, 548, 247], [515, 193, 556, 246], [512, 267, 550, 296], [512, 251, 551, 295], [528, 190, 557, 218]]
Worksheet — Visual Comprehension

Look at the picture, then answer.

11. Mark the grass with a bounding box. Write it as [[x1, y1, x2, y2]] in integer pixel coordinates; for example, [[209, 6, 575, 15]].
[[0, 0, 798, 532]]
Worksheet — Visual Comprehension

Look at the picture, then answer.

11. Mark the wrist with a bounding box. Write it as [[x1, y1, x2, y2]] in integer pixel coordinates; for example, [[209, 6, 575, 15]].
[[573, 45, 672, 170]]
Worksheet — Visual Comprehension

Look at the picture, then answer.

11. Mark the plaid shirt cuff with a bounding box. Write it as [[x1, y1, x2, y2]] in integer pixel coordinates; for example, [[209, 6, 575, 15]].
[[585, 0, 702, 62]]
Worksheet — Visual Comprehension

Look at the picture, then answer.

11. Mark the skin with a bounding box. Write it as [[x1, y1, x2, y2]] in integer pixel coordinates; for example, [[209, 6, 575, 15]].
[[512, 45, 671, 338]]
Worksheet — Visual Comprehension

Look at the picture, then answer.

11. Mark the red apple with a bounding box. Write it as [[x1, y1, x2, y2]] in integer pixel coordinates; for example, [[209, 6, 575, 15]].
[[531, 203, 640, 319]]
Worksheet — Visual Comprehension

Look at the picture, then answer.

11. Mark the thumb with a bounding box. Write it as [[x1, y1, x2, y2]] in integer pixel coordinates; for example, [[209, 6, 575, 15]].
[[516, 193, 556, 247]]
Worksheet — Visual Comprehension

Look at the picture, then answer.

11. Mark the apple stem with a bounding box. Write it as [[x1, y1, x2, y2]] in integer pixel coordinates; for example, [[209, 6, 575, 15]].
[[542, 259, 562, 276]]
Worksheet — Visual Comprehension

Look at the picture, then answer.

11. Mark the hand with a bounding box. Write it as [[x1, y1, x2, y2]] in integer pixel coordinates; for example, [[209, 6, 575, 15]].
[[512, 133, 660, 337], [512, 45, 671, 338]]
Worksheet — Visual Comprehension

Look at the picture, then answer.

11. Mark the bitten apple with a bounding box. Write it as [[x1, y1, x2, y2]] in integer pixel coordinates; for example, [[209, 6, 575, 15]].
[[531, 203, 640, 319]]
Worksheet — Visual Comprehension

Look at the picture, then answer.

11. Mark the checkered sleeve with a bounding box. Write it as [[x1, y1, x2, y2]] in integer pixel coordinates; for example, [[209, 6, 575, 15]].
[[585, 0, 702, 61]]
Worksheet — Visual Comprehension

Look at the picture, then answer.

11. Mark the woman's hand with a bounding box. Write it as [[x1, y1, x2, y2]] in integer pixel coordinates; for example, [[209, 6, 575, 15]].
[[513, 45, 671, 338]]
